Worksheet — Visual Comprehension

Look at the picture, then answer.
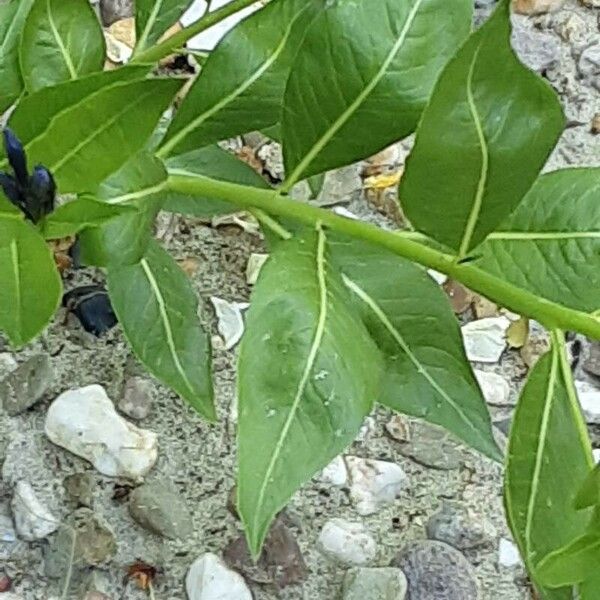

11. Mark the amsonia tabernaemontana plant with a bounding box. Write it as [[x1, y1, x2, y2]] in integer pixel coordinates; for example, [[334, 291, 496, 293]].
[[1, 0, 600, 593]]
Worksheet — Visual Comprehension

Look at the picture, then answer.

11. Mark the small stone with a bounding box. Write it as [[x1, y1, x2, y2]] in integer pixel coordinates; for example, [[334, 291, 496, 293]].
[[0, 354, 53, 416], [63, 473, 95, 507], [319, 456, 348, 487], [99, 0, 133, 26], [129, 481, 192, 540], [592, 114, 600, 135], [575, 381, 600, 424], [45, 509, 116, 577], [512, 0, 565, 14], [186, 552, 252, 600], [462, 317, 510, 363], [0, 353, 17, 379], [392, 540, 479, 600], [317, 519, 377, 566], [11, 481, 59, 541], [0, 574, 12, 592], [210, 297, 249, 350], [385, 414, 410, 442], [346, 457, 409, 515], [426, 502, 497, 550], [498, 538, 523, 568], [593, 448, 600, 463], [223, 516, 307, 588], [396, 422, 464, 470], [0, 514, 16, 543], [342, 567, 408, 600], [474, 370, 512, 406], [520, 323, 551, 368], [84, 593, 111, 600], [45, 385, 158, 479], [245, 253, 268, 285], [118, 376, 153, 420], [511, 19, 561, 73], [578, 44, 600, 88], [582, 340, 600, 377]]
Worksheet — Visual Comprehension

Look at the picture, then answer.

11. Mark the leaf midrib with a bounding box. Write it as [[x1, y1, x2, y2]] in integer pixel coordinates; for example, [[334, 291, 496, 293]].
[[342, 273, 490, 449], [136, 0, 165, 53], [158, 4, 306, 158], [140, 257, 197, 399], [488, 231, 600, 241], [283, 0, 426, 190], [46, 0, 77, 80], [251, 226, 329, 549], [457, 42, 488, 258]]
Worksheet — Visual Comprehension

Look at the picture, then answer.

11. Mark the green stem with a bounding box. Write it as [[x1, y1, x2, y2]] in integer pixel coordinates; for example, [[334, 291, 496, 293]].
[[167, 174, 600, 340], [132, 0, 263, 64]]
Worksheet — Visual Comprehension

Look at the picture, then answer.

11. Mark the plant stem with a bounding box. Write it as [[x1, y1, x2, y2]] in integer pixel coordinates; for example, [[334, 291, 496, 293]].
[[133, 0, 263, 64], [167, 174, 600, 340]]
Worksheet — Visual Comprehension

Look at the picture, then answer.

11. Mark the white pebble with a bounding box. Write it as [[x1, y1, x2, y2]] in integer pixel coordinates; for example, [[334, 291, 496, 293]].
[[11, 481, 58, 541], [575, 381, 600, 424], [45, 385, 158, 479], [210, 297, 249, 350], [245, 253, 268, 285], [186, 552, 252, 600], [462, 317, 511, 363], [346, 457, 408, 515], [319, 456, 348, 487], [498, 538, 523, 568], [317, 519, 377, 565], [474, 370, 512, 406]]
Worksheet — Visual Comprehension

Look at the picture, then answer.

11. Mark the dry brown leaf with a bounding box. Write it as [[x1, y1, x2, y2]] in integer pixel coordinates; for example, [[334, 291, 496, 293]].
[[126, 561, 157, 591], [363, 171, 403, 191], [443, 279, 474, 314], [235, 146, 264, 175], [177, 258, 200, 277]]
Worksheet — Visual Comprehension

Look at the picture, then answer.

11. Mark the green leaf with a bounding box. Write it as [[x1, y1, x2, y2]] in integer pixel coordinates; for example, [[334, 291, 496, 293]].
[[41, 198, 136, 240], [163, 146, 270, 217], [107, 240, 214, 419], [578, 570, 600, 598], [135, 0, 192, 53], [575, 464, 600, 511], [20, 0, 105, 92], [79, 153, 167, 266], [505, 332, 594, 598], [158, 0, 323, 158], [0, 216, 62, 347], [281, 0, 472, 187], [329, 237, 500, 461], [0, 0, 34, 112], [536, 532, 600, 588], [7, 66, 150, 151], [477, 169, 600, 314], [237, 228, 382, 557], [22, 78, 180, 193], [400, 0, 564, 257]]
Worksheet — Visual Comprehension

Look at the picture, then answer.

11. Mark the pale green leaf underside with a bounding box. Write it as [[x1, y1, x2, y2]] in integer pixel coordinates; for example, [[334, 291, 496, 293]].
[[505, 333, 593, 598], [478, 168, 600, 314], [159, 0, 322, 158], [400, 0, 564, 255], [107, 241, 214, 419], [79, 153, 167, 267], [237, 229, 381, 557], [329, 237, 499, 461], [163, 146, 270, 217], [0, 217, 62, 347], [20, 0, 105, 92], [282, 0, 472, 187]]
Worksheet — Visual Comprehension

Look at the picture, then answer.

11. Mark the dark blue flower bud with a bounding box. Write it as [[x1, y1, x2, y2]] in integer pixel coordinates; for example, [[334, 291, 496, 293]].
[[3, 128, 28, 188], [26, 165, 56, 222], [0, 172, 21, 206]]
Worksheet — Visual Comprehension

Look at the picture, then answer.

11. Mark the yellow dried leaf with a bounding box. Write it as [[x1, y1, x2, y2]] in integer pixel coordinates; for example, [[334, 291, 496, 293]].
[[507, 317, 529, 349]]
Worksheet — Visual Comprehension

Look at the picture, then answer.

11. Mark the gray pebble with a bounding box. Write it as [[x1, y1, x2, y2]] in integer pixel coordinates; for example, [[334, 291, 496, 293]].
[[396, 422, 464, 470], [118, 376, 154, 420], [0, 354, 53, 416], [64, 473, 95, 508], [426, 502, 497, 550], [99, 0, 133, 26], [342, 567, 408, 600], [129, 481, 192, 540], [582, 340, 600, 378], [511, 17, 561, 73], [392, 540, 480, 600]]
